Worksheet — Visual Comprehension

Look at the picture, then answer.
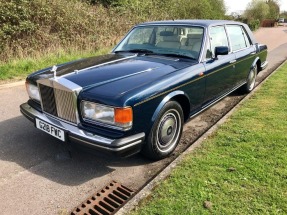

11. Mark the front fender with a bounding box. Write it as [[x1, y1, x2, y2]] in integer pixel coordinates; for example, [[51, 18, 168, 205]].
[[151, 90, 190, 123]]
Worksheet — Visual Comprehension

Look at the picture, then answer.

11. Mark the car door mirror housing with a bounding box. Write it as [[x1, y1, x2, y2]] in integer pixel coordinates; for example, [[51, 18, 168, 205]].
[[215, 46, 229, 58]]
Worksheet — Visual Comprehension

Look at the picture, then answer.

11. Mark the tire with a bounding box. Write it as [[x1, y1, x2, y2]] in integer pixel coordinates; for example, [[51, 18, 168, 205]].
[[142, 101, 184, 160], [242, 64, 258, 93]]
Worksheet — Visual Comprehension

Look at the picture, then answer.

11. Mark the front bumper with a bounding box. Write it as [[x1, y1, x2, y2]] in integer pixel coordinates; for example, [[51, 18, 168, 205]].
[[20, 103, 145, 157]]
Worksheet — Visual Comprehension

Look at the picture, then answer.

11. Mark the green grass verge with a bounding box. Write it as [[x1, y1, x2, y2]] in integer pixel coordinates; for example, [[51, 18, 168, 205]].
[[132, 63, 287, 215], [0, 48, 111, 83]]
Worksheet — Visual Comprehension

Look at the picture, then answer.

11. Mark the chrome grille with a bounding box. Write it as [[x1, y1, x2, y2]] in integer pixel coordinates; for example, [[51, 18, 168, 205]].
[[39, 84, 58, 116], [39, 83, 77, 124], [54, 88, 77, 123]]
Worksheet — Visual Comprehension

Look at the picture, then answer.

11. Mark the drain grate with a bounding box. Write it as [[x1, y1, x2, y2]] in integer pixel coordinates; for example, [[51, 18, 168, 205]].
[[71, 181, 134, 215]]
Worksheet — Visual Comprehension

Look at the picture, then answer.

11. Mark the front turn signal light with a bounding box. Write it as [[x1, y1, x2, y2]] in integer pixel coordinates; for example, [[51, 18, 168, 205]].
[[115, 107, 133, 124]]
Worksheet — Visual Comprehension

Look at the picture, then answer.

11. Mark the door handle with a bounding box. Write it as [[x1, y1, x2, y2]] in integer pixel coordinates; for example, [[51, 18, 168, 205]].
[[250, 52, 256, 55], [229, 60, 236, 64]]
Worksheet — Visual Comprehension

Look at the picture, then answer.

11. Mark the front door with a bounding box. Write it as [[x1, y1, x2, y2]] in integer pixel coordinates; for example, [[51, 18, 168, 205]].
[[203, 25, 236, 104]]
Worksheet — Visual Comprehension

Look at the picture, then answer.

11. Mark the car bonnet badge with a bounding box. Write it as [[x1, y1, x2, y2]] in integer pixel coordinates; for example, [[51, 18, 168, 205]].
[[51, 65, 58, 79]]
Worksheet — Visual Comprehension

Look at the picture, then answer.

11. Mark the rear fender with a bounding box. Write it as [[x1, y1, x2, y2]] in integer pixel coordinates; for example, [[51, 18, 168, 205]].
[[251, 57, 260, 71]]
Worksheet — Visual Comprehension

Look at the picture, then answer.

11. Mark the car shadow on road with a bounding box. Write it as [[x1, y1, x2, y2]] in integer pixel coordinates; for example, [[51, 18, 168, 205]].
[[0, 116, 151, 186]]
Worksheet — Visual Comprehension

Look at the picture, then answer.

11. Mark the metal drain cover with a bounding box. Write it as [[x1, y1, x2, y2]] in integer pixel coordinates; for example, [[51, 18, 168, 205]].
[[71, 181, 134, 215]]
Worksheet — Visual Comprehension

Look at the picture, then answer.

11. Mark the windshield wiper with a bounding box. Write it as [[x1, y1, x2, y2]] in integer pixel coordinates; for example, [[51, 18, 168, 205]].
[[115, 49, 154, 54], [115, 49, 196, 60], [158, 53, 197, 60]]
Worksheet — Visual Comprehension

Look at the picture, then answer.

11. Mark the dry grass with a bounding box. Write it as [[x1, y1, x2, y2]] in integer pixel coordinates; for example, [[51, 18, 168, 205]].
[[0, 0, 226, 63]]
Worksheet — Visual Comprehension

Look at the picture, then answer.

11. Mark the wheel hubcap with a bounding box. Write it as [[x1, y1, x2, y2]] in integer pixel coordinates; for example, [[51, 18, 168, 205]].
[[156, 109, 181, 152], [159, 115, 176, 145], [248, 67, 256, 90]]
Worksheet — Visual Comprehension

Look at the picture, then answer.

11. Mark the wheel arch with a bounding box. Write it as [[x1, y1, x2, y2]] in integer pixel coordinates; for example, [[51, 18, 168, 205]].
[[251, 57, 261, 73], [151, 91, 190, 124], [256, 59, 262, 73]]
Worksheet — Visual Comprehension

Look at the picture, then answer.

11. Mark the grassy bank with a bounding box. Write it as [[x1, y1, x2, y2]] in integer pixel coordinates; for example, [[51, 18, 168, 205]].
[[0, 0, 225, 62], [132, 63, 287, 214], [0, 48, 110, 83], [0, 0, 226, 83]]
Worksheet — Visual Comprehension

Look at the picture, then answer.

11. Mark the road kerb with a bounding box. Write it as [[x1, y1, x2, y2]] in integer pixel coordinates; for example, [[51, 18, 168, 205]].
[[0, 81, 25, 90]]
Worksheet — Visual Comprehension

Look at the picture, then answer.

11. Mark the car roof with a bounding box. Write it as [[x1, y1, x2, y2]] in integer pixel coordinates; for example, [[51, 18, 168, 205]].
[[135, 19, 256, 44], [137, 20, 242, 27]]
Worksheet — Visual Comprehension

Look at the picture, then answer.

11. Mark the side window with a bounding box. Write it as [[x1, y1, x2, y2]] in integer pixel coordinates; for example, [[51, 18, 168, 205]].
[[226, 25, 249, 51], [208, 26, 229, 58]]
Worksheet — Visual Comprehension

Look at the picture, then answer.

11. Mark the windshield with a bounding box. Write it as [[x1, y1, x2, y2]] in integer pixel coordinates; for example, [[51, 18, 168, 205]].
[[113, 25, 204, 60]]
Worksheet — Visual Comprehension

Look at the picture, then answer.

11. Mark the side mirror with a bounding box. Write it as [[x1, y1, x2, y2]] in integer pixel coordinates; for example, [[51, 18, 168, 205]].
[[215, 46, 229, 59]]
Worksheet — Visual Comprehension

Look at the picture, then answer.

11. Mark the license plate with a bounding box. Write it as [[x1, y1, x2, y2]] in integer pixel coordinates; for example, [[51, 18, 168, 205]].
[[36, 118, 65, 142]]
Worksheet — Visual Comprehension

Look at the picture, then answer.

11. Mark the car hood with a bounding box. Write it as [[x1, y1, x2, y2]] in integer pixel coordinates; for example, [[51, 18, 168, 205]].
[[31, 54, 192, 86], [30, 53, 196, 105]]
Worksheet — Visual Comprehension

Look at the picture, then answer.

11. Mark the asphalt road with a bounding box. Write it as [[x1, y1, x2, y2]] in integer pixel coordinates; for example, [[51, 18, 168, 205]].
[[0, 27, 287, 215]]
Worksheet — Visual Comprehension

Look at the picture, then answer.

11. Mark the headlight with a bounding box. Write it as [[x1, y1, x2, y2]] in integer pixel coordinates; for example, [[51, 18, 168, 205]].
[[25, 82, 40, 101], [81, 101, 133, 130]]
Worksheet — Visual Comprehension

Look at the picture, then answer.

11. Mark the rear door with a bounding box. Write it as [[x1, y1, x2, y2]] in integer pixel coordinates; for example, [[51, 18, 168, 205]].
[[225, 25, 257, 85]]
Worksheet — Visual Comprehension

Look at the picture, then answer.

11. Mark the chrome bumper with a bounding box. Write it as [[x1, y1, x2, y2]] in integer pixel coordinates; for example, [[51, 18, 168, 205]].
[[20, 103, 145, 156]]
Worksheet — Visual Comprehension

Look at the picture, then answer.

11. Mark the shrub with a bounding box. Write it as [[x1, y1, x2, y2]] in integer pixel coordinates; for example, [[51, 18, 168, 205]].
[[0, 0, 125, 61], [0, 0, 226, 62], [248, 19, 261, 31]]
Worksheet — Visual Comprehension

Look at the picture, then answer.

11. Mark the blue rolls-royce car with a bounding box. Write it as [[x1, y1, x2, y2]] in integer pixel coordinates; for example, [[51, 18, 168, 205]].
[[20, 20, 268, 160]]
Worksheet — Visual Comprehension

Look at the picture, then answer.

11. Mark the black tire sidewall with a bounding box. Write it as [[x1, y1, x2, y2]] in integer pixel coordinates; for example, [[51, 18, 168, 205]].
[[144, 101, 184, 160]]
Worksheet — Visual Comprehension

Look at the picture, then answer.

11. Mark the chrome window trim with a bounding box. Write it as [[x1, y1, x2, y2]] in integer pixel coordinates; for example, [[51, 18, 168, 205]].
[[204, 25, 231, 61], [198, 26, 207, 63], [225, 24, 252, 53], [203, 24, 256, 62], [241, 25, 252, 47], [229, 46, 255, 53]]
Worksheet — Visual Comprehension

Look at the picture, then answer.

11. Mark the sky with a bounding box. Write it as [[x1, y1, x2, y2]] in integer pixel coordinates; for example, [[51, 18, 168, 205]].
[[224, 0, 287, 14]]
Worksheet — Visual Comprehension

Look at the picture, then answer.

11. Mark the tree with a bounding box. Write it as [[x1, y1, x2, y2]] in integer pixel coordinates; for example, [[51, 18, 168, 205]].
[[267, 0, 280, 19], [243, 0, 280, 21], [280, 11, 287, 18], [244, 0, 269, 22], [113, 0, 226, 20]]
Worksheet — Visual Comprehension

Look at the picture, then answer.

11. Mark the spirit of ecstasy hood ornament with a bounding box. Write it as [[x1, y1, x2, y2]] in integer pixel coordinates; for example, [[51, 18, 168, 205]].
[[51, 65, 58, 79]]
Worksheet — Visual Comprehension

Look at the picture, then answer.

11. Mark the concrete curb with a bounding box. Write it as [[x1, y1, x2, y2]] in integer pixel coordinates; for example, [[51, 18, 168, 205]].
[[116, 60, 287, 215], [0, 80, 25, 90]]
